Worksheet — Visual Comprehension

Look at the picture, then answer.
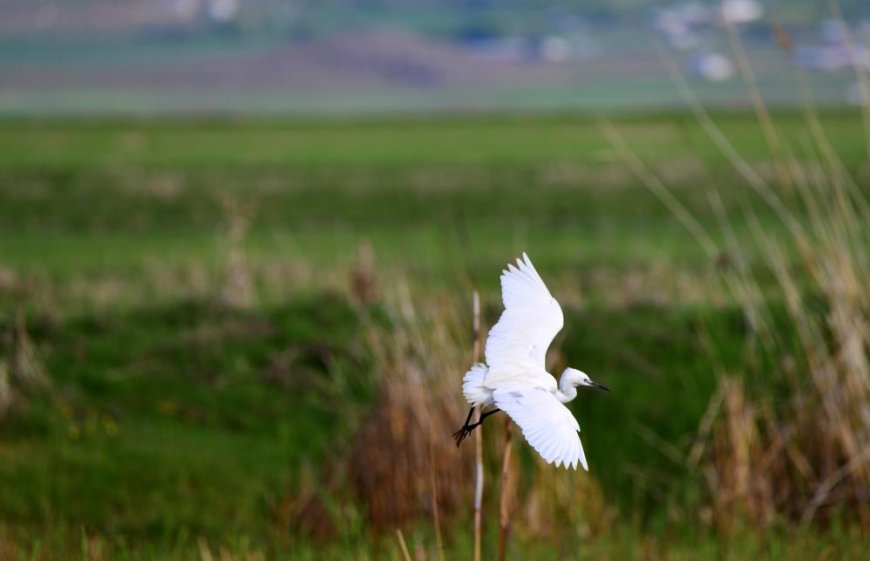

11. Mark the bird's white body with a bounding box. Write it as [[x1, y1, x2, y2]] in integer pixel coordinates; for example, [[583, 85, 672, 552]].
[[461, 253, 605, 471]]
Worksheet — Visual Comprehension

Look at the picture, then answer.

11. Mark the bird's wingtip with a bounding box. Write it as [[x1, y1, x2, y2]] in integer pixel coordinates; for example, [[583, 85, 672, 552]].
[[521, 252, 533, 268]]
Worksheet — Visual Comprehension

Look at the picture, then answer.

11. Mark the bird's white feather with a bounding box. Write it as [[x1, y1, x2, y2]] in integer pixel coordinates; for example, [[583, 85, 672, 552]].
[[485, 253, 564, 373], [493, 388, 587, 470], [462, 363, 491, 406]]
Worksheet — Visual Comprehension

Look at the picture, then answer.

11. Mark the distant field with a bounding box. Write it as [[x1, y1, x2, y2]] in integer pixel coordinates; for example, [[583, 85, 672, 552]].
[[0, 112, 867, 559], [0, 111, 865, 277]]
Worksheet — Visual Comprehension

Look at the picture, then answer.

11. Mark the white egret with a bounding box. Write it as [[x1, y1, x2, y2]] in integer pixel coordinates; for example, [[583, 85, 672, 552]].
[[453, 253, 608, 470]]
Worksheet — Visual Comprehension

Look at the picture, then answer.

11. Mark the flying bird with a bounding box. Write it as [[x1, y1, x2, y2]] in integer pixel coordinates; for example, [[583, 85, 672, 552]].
[[453, 253, 608, 470]]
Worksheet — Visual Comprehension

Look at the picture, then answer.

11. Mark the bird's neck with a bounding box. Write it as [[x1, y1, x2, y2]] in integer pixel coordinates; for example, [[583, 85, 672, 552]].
[[556, 375, 578, 404]]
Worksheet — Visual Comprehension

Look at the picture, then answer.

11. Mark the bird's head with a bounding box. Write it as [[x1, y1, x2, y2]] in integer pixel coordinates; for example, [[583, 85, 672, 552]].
[[562, 367, 610, 391]]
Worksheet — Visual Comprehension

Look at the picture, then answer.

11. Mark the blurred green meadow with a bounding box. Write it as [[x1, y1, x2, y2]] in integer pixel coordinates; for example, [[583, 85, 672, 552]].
[[0, 112, 867, 560]]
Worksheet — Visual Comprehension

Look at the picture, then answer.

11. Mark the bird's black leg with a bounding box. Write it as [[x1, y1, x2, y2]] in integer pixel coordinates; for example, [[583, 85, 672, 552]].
[[452, 408, 502, 447], [452, 407, 475, 447], [479, 409, 500, 423], [462, 406, 474, 428]]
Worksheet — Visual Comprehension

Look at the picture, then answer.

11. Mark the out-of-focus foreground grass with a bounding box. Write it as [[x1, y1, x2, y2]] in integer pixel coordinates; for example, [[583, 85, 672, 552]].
[[0, 113, 867, 560]]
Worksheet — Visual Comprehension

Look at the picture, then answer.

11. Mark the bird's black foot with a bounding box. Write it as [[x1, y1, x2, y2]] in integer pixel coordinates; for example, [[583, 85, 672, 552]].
[[452, 425, 474, 447], [452, 407, 501, 447]]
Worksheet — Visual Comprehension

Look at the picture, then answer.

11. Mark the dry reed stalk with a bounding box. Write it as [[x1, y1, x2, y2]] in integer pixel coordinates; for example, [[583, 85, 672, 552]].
[[722, 15, 793, 195], [0, 306, 51, 425], [80, 533, 105, 561], [697, 182, 866, 530], [599, 121, 718, 259], [198, 537, 214, 561], [0, 365, 11, 418], [617, 28, 870, 529], [395, 529, 412, 561], [708, 176, 867, 529], [218, 194, 257, 310], [428, 444, 446, 561], [496, 418, 514, 561], [11, 307, 47, 390], [471, 290, 483, 561], [648, 32, 805, 242], [351, 240, 379, 304]]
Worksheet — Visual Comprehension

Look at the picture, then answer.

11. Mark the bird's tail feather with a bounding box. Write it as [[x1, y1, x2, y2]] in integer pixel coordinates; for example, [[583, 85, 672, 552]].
[[462, 363, 490, 406]]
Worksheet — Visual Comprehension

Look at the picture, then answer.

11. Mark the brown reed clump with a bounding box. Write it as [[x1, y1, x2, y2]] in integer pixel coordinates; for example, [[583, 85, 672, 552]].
[[690, 114, 868, 532], [344, 281, 473, 532], [698, 352, 868, 531], [606, 35, 869, 530], [698, 104, 869, 528]]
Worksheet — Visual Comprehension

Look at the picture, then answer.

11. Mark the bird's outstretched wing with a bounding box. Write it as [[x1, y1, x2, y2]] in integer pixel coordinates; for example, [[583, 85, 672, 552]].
[[485, 253, 564, 370], [493, 388, 587, 470]]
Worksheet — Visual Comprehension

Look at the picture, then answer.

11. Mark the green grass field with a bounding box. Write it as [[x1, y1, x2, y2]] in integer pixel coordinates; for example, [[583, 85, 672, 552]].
[[0, 113, 867, 559]]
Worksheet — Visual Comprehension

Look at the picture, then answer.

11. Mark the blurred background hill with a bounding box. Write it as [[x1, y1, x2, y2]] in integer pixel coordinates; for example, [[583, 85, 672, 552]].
[[1, 0, 869, 114]]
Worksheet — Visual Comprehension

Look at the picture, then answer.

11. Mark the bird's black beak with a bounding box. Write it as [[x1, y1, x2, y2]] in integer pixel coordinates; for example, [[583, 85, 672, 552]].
[[590, 381, 610, 392]]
